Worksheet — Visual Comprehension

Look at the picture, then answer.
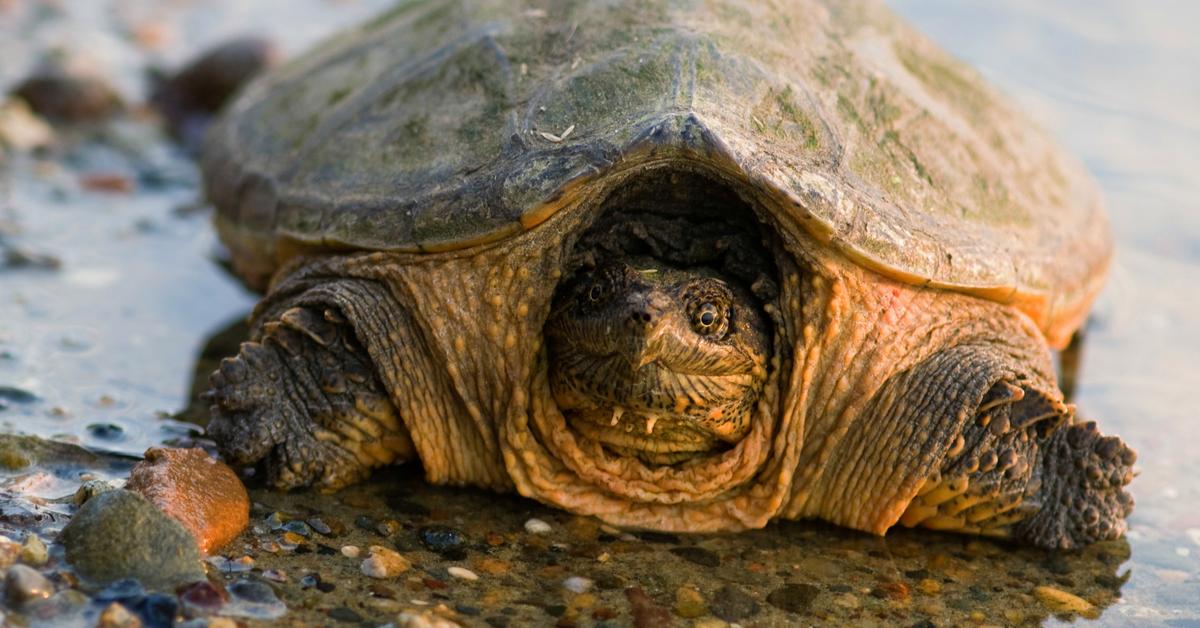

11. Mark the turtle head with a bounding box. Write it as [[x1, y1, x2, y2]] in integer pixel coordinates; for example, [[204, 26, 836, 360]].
[[545, 259, 769, 463]]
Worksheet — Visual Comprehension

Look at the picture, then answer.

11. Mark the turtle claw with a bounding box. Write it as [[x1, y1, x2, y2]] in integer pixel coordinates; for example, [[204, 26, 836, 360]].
[[207, 306, 410, 491]]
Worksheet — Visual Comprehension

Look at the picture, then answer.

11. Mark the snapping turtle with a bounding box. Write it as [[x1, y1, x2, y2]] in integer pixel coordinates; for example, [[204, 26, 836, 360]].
[[202, 0, 1135, 549]]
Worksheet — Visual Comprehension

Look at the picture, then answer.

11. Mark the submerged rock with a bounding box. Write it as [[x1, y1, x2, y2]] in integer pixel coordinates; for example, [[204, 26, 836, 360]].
[[5, 564, 54, 606], [59, 489, 205, 590], [125, 447, 249, 554]]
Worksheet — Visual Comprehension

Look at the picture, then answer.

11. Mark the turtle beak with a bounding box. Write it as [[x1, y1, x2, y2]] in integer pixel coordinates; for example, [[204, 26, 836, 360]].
[[622, 291, 673, 371]]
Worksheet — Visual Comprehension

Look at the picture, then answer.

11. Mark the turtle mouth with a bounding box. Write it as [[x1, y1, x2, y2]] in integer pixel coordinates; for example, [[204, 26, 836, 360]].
[[566, 406, 725, 464]]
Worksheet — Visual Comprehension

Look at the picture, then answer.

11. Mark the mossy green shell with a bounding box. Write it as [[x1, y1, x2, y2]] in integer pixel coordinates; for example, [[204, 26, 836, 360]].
[[202, 0, 1110, 343]]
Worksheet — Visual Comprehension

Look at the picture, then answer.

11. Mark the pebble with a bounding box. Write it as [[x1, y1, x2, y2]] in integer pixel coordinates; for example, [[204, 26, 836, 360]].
[[563, 576, 593, 593], [766, 583, 819, 614], [832, 592, 860, 609], [341, 545, 361, 558], [5, 564, 54, 605], [0, 535, 20, 569], [98, 601, 142, 628], [0, 99, 54, 151], [419, 525, 467, 556], [447, 567, 479, 581], [1033, 586, 1098, 618], [131, 593, 178, 627], [918, 578, 941, 595], [626, 586, 671, 628], [693, 619, 729, 628], [475, 558, 509, 576], [59, 489, 205, 590], [361, 546, 411, 578], [222, 580, 286, 620], [525, 518, 552, 534], [670, 546, 720, 567], [11, 64, 123, 123], [74, 479, 118, 505], [674, 586, 707, 618], [125, 447, 250, 555], [710, 584, 759, 621], [20, 533, 48, 566], [178, 580, 226, 617]]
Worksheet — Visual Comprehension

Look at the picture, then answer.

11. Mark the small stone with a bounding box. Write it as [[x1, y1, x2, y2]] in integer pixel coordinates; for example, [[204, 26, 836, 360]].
[[131, 593, 178, 627], [968, 610, 986, 622], [0, 535, 21, 569], [872, 581, 910, 603], [674, 586, 707, 618], [223, 580, 286, 620], [447, 566, 478, 581], [125, 448, 250, 555], [670, 546, 720, 567], [74, 479, 118, 505], [918, 579, 941, 595], [179, 580, 226, 617], [307, 517, 334, 536], [361, 546, 410, 578], [341, 545, 361, 558], [98, 601, 141, 628], [59, 489, 205, 590], [710, 584, 759, 621], [693, 619, 728, 628], [282, 520, 311, 537], [20, 533, 48, 566], [832, 592, 860, 609], [329, 606, 363, 622], [563, 576, 593, 593], [1033, 586, 1098, 618], [766, 583, 819, 614], [11, 64, 123, 123], [6, 564, 53, 605], [525, 518, 552, 534], [626, 587, 671, 628], [419, 526, 468, 556]]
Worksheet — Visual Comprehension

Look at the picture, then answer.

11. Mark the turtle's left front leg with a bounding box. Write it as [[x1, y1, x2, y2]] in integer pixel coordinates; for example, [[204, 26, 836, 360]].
[[207, 293, 414, 491]]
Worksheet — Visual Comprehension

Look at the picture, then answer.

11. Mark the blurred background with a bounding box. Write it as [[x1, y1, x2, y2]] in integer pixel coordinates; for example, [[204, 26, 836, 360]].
[[0, 1, 1196, 625]]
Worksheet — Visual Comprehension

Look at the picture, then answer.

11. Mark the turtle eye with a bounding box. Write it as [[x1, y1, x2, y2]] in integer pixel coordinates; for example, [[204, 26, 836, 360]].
[[692, 302, 727, 336], [587, 282, 608, 304]]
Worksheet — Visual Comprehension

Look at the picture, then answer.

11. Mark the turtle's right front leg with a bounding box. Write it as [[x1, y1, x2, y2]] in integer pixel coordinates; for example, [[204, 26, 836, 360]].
[[207, 302, 414, 491]]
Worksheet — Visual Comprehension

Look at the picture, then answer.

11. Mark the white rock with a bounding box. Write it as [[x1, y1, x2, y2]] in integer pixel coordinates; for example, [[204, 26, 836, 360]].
[[563, 576, 593, 593], [524, 518, 551, 534], [446, 566, 478, 581]]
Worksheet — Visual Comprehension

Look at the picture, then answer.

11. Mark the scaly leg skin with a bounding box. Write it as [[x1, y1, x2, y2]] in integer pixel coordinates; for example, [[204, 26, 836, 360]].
[[206, 304, 414, 491], [900, 379, 1135, 549]]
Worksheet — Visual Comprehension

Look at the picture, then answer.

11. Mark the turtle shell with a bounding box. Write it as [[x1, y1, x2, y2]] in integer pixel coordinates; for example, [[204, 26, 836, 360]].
[[202, 0, 1110, 346]]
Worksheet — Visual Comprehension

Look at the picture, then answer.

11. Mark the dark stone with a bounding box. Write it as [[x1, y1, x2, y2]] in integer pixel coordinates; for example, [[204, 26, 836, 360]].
[[910, 621, 936, 628], [457, 604, 481, 616], [316, 543, 338, 556], [828, 584, 853, 593], [300, 574, 319, 589], [178, 580, 225, 617], [307, 517, 334, 536], [669, 546, 720, 567], [767, 583, 820, 614], [132, 593, 179, 628], [5, 564, 53, 606], [710, 584, 760, 621], [905, 569, 929, 580], [485, 616, 509, 628], [0, 386, 37, 404], [354, 515, 376, 532], [419, 525, 468, 556], [329, 606, 363, 622], [11, 67, 123, 123], [317, 581, 336, 593], [544, 604, 567, 617], [86, 423, 125, 441], [638, 532, 680, 544], [59, 489, 204, 590]]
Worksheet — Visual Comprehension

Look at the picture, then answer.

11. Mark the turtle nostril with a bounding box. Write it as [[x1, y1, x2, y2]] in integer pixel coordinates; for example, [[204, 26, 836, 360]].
[[630, 310, 652, 324]]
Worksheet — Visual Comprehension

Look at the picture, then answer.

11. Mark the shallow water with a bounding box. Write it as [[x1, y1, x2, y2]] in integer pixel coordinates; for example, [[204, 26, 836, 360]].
[[0, 0, 1196, 625]]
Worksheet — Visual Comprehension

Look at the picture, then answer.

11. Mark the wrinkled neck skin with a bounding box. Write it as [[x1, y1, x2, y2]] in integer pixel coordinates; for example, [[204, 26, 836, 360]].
[[257, 203, 1060, 535]]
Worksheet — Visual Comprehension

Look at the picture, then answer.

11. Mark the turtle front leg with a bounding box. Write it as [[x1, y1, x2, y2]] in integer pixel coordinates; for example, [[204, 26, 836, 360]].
[[207, 302, 414, 491], [899, 379, 1136, 549]]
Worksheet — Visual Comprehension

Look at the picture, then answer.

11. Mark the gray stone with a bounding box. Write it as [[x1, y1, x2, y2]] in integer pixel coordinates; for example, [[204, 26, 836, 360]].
[[5, 564, 54, 605], [59, 489, 205, 591]]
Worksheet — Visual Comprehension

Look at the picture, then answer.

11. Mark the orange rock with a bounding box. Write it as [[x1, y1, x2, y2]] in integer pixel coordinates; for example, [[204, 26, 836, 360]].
[[126, 448, 249, 555]]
